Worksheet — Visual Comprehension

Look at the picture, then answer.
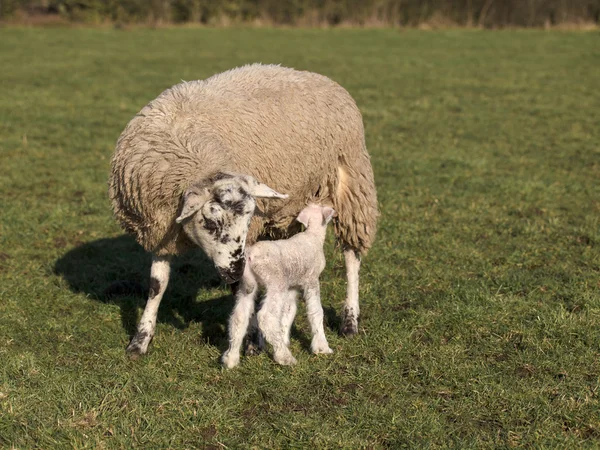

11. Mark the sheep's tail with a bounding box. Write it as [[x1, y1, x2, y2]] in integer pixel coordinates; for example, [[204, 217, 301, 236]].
[[332, 153, 379, 255]]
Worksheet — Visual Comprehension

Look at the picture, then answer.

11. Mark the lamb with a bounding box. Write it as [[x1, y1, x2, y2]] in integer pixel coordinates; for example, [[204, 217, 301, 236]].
[[108, 63, 378, 358], [222, 204, 336, 368]]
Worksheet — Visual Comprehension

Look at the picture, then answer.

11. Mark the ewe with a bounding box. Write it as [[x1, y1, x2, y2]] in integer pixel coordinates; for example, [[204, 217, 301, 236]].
[[109, 64, 378, 357]]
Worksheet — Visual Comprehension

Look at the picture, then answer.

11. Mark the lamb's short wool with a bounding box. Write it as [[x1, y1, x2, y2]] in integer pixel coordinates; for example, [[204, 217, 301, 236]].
[[109, 64, 378, 357], [222, 204, 335, 368]]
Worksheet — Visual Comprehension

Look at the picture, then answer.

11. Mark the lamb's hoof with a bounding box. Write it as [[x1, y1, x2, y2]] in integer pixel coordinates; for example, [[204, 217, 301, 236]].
[[274, 352, 297, 366], [221, 351, 240, 369], [340, 308, 359, 337], [312, 345, 334, 355]]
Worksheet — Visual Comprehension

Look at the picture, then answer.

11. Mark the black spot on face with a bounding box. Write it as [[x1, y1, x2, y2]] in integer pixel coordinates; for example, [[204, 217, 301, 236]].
[[231, 247, 243, 259], [204, 218, 220, 235], [220, 234, 231, 244], [149, 277, 161, 298], [229, 257, 245, 276], [234, 237, 241, 243], [223, 199, 247, 215], [218, 187, 251, 215], [217, 260, 245, 284]]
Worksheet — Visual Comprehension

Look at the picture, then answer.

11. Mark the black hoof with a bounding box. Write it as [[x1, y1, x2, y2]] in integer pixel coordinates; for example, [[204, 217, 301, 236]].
[[126, 345, 144, 360], [244, 329, 265, 356], [340, 308, 359, 336], [126, 331, 151, 358], [340, 323, 358, 337]]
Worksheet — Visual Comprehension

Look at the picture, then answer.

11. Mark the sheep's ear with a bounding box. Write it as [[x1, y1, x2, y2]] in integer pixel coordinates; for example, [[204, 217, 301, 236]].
[[176, 186, 210, 223], [296, 208, 311, 227], [321, 207, 337, 225], [241, 175, 288, 199]]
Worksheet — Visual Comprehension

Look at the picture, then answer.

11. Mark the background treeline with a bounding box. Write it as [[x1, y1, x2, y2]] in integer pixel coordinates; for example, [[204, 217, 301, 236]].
[[2, 0, 599, 27]]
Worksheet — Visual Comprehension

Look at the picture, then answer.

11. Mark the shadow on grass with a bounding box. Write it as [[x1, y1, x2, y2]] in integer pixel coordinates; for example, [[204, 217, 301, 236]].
[[323, 306, 342, 333], [53, 235, 233, 349]]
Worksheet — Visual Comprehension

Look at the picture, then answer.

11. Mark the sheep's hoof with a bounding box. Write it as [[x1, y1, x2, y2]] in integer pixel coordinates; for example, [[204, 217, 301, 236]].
[[126, 344, 146, 360], [221, 351, 240, 369], [340, 307, 359, 337], [126, 332, 151, 359], [244, 341, 264, 356], [126, 350, 143, 360], [244, 330, 265, 356]]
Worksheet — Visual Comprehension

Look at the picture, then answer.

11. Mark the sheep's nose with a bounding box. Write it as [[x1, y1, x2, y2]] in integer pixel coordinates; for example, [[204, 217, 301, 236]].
[[216, 259, 245, 284]]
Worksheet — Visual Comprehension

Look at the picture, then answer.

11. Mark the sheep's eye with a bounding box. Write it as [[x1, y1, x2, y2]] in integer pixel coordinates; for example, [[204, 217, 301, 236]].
[[207, 203, 222, 216]]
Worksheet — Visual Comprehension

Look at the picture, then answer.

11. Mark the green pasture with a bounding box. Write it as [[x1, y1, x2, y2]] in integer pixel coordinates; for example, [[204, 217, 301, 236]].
[[0, 27, 599, 448]]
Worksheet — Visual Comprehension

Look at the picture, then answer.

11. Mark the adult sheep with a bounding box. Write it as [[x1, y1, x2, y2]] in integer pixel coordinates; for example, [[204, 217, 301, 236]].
[[109, 63, 379, 357]]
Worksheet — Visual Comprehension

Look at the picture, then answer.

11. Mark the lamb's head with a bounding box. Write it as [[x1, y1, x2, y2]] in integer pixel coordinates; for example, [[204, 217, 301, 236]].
[[297, 204, 337, 229], [176, 172, 287, 283]]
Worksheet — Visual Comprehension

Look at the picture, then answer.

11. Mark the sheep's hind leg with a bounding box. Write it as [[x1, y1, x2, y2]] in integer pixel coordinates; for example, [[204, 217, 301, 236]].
[[341, 248, 361, 336], [126, 254, 171, 358]]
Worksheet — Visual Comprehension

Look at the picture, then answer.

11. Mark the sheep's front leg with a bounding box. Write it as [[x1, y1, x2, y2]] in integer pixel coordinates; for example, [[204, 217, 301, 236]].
[[126, 254, 171, 357], [341, 248, 361, 336], [258, 289, 296, 366], [304, 282, 333, 354], [222, 277, 257, 369]]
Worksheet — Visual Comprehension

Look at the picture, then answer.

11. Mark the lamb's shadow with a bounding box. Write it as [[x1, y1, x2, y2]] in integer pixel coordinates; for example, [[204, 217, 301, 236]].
[[54, 235, 234, 349]]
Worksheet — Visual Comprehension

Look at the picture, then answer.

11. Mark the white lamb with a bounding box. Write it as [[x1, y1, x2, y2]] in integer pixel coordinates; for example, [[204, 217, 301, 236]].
[[222, 204, 336, 368]]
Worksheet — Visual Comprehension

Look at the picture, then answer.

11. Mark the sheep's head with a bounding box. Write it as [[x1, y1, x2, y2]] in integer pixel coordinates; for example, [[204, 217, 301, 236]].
[[176, 172, 287, 284]]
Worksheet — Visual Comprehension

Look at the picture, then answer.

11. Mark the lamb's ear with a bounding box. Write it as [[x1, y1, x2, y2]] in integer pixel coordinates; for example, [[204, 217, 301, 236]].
[[296, 208, 311, 227], [240, 175, 288, 199], [321, 207, 337, 225], [176, 185, 210, 223]]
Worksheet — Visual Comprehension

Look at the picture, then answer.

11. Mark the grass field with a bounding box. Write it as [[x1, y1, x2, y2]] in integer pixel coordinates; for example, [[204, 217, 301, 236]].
[[1, 27, 599, 448]]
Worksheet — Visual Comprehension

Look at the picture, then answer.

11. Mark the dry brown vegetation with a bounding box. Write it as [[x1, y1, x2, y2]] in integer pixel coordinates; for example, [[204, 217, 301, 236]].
[[1, 0, 599, 28]]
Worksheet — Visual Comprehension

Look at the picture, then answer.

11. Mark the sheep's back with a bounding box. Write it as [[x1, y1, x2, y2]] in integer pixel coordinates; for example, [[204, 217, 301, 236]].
[[110, 64, 369, 254]]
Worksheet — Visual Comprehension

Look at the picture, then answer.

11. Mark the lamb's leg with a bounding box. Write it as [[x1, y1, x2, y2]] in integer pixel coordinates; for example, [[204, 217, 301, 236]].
[[222, 277, 257, 369], [258, 289, 296, 366], [341, 248, 361, 336], [126, 254, 171, 357], [231, 282, 264, 356], [244, 310, 266, 356], [280, 289, 298, 348], [241, 280, 265, 356], [304, 282, 333, 354]]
